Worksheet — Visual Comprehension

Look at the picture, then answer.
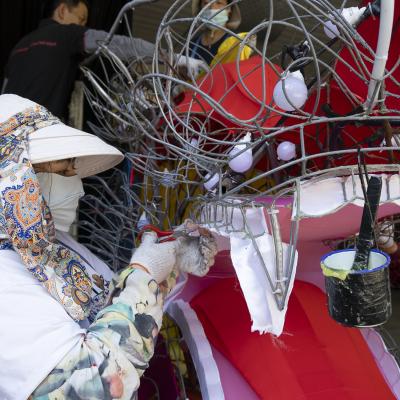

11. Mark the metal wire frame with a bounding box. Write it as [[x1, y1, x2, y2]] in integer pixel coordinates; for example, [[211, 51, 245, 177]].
[[141, 1, 399, 198], [192, 197, 296, 310], [189, 168, 400, 311], [76, 169, 139, 271], [82, 0, 400, 195], [74, 0, 400, 393], [79, 0, 400, 305], [151, 1, 383, 118]]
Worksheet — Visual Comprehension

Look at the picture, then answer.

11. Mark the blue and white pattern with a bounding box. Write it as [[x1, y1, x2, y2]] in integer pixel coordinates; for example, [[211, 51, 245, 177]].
[[0, 106, 110, 321]]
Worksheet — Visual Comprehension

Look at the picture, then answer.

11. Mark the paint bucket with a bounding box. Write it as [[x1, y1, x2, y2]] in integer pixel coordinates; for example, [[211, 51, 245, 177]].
[[321, 248, 391, 327]]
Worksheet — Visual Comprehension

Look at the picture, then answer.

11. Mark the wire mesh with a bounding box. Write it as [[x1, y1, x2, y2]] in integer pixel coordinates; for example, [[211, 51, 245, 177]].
[[77, 0, 400, 392], [83, 0, 400, 219], [80, 0, 400, 312]]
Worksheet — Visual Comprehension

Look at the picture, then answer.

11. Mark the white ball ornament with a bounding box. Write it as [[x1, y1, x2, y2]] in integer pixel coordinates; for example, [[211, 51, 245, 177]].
[[273, 71, 308, 111], [228, 132, 253, 173], [277, 141, 296, 161], [324, 20, 340, 39], [324, 7, 366, 39], [204, 172, 220, 191]]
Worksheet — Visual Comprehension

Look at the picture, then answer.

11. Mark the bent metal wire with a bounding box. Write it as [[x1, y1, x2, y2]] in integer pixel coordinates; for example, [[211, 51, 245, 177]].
[[81, 0, 400, 316]]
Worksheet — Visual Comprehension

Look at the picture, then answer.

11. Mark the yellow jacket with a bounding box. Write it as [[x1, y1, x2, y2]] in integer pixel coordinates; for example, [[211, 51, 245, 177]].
[[210, 32, 255, 67]]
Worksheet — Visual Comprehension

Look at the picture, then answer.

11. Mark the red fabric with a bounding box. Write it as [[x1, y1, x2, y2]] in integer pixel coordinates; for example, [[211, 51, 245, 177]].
[[171, 7, 400, 174], [279, 7, 400, 169], [334, 1, 400, 109], [278, 84, 390, 171], [175, 56, 282, 129], [190, 279, 395, 400]]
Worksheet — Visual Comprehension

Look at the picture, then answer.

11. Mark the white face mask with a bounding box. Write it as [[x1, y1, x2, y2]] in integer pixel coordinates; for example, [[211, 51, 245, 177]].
[[36, 173, 84, 233], [203, 8, 229, 29]]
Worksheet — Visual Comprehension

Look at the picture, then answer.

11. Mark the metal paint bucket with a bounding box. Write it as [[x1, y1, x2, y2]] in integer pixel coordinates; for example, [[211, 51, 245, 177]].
[[321, 248, 391, 327]]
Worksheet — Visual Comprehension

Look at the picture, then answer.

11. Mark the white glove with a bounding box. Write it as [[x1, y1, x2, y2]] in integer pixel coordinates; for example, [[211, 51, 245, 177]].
[[130, 229, 218, 283], [175, 54, 210, 78], [130, 231, 177, 283]]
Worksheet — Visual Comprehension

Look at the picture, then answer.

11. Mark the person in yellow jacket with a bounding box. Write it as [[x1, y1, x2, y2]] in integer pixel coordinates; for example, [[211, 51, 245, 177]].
[[190, 0, 255, 67]]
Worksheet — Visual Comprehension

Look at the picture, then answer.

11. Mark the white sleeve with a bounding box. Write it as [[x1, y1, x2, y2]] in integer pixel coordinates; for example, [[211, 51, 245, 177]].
[[0, 250, 164, 400], [0, 251, 86, 400], [84, 28, 156, 61]]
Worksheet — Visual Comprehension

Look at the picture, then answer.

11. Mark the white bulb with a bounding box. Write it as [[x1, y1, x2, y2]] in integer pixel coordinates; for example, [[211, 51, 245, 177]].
[[273, 72, 308, 111], [324, 20, 339, 39], [161, 168, 176, 188], [323, 7, 366, 39], [277, 141, 296, 161], [185, 138, 199, 151], [228, 132, 253, 173], [137, 212, 150, 231], [204, 172, 220, 191]]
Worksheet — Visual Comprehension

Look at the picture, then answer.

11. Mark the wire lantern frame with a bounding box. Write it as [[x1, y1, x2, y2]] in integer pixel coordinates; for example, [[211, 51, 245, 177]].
[[75, 0, 400, 395], [80, 0, 400, 310]]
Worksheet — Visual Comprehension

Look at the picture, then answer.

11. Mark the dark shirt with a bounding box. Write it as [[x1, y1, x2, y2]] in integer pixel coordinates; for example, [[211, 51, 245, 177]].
[[5, 19, 88, 120], [189, 33, 229, 65]]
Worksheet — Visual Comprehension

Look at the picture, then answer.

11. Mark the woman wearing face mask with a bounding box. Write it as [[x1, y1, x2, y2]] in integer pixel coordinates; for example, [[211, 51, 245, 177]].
[[0, 94, 218, 400], [190, 0, 255, 67]]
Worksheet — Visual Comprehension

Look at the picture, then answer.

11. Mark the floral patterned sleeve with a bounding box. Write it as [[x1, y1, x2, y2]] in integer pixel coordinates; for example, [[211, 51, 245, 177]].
[[31, 268, 172, 399]]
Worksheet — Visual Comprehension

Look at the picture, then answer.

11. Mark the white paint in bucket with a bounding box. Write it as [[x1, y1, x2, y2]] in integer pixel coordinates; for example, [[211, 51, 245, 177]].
[[322, 249, 389, 274]]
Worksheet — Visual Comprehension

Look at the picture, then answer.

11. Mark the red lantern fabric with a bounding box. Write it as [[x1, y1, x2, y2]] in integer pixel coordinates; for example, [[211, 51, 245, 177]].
[[175, 56, 282, 129], [279, 2, 400, 168], [191, 278, 395, 400], [334, 1, 400, 109]]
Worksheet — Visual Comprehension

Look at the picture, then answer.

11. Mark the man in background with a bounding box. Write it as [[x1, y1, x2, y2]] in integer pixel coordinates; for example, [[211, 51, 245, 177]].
[[3, 0, 205, 121]]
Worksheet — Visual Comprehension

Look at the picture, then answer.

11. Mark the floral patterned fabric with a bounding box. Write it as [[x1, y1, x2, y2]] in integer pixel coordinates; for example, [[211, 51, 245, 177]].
[[0, 105, 181, 398], [30, 268, 165, 400], [0, 106, 103, 321]]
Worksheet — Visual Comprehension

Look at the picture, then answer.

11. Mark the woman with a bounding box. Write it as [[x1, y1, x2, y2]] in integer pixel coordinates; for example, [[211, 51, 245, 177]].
[[0, 94, 217, 399], [190, 0, 255, 67]]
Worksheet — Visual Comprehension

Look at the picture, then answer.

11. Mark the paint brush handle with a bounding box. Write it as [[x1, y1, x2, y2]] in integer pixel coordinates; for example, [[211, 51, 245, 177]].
[[352, 176, 382, 271]]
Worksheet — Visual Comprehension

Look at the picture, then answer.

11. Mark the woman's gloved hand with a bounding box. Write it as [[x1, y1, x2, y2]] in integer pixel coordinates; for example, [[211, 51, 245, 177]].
[[175, 228, 218, 277], [129, 228, 218, 283]]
